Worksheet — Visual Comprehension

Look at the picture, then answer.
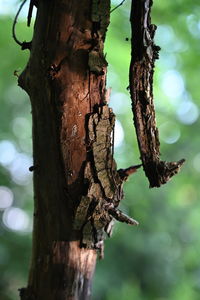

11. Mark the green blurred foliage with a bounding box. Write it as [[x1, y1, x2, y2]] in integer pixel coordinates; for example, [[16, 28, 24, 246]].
[[1, 1, 200, 299], [0, 15, 33, 300]]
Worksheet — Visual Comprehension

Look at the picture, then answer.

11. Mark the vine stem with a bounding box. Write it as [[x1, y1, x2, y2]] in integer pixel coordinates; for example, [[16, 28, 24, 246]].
[[12, 0, 28, 46], [110, 0, 126, 13]]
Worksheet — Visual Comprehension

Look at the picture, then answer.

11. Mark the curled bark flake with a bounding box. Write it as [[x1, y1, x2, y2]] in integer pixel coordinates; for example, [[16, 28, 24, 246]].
[[108, 207, 139, 226], [90, 105, 117, 199], [74, 104, 139, 250], [129, 0, 185, 187]]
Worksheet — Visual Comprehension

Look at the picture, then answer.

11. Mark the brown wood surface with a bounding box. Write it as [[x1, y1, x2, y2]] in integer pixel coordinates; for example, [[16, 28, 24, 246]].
[[18, 1, 110, 299], [129, 0, 185, 188]]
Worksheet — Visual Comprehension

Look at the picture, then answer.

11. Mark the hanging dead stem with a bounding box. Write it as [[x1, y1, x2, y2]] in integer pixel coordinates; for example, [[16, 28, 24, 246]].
[[129, 0, 185, 187]]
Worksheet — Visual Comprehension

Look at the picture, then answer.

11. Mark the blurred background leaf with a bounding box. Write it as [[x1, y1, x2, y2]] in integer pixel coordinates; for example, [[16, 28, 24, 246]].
[[0, 0, 200, 299]]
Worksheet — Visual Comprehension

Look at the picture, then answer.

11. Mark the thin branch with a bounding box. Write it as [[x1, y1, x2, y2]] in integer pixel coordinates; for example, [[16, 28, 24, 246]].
[[12, 0, 31, 50], [12, 0, 27, 46], [118, 164, 142, 181], [27, 0, 34, 27], [108, 208, 139, 226], [110, 0, 126, 13]]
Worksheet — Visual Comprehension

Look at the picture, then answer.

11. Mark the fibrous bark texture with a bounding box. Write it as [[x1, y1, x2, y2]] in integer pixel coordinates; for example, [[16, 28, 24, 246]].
[[18, 0, 111, 299], [129, 0, 185, 188]]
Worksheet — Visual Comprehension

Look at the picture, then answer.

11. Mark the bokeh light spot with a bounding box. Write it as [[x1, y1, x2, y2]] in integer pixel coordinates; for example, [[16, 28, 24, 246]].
[[114, 120, 124, 148], [177, 101, 199, 125], [0, 140, 16, 166], [156, 25, 188, 52], [110, 92, 129, 114], [161, 70, 185, 99], [156, 25, 174, 49], [159, 121, 180, 144], [0, 186, 13, 211], [187, 15, 200, 39], [3, 207, 31, 232], [9, 153, 32, 185]]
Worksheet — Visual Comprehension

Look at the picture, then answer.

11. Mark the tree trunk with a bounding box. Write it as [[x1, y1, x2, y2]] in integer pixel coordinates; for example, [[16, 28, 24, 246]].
[[16, 0, 146, 298], [18, 0, 111, 299]]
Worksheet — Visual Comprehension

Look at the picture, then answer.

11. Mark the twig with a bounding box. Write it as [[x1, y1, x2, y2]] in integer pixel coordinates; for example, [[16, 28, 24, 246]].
[[12, 0, 27, 46], [110, 0, 126, 13], [108, 207, 139, 226], [27, 0, 34, 27], [111, 119, 115, 170], [118, 164, 142, 181], [12, 0, 31, 50]]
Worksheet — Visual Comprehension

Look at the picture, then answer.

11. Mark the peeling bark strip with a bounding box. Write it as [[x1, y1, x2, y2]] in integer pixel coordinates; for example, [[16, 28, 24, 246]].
[[129, 0, 185, 187], [74, 105, 139, 255]]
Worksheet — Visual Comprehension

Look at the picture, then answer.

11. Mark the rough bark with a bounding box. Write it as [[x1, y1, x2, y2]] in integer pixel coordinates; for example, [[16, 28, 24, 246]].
[[18, 1, 109, 299], [129, 0, 185, 188], [17, 1, 138, 299]]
